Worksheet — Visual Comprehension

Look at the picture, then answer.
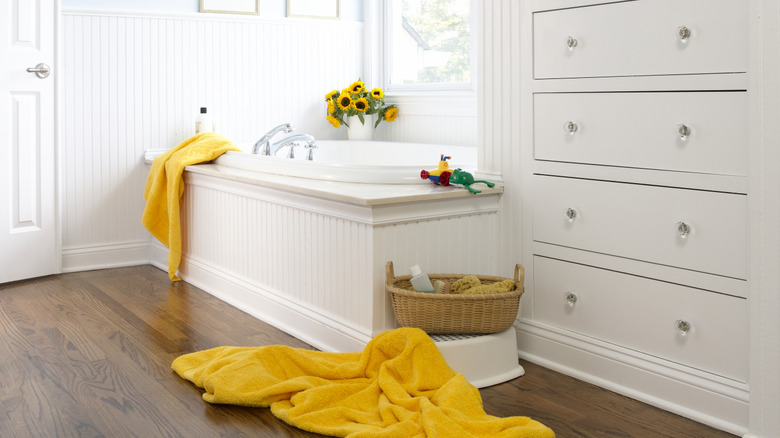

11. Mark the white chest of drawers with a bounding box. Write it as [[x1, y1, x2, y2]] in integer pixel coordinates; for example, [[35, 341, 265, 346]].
[[520, 0, 750, 433]]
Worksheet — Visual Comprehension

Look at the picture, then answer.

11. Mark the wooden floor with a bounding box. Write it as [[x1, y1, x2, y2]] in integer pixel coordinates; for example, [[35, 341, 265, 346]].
[[0, 265, 736, 437]]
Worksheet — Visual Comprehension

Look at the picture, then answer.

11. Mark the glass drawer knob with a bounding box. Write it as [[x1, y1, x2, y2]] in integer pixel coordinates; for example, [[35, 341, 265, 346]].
[[565, 207, 577, 220], [565, 292, 578, 306], [675, 319, 691, 335], [678, 124, 691, 139], [678, 26, 691, 41], [564, 121, 578, 135], [676, 221, 691, 237], [566, 36, 578, 49]]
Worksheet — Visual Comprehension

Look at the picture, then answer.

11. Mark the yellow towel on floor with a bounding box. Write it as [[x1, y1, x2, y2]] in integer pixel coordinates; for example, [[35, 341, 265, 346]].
[[142, 132, 240, 281], [172, 327, 555, 438]]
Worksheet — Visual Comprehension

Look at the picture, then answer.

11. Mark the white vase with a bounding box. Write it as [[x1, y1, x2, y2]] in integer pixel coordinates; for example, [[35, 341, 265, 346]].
[[347, 115, 373, 141]]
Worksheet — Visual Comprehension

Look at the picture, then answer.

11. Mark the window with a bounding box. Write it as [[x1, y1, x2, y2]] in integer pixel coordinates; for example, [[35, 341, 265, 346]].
[[383, 0, 475, 93]]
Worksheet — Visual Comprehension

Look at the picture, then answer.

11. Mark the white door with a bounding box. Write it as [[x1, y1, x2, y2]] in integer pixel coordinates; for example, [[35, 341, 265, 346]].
[[0, 0, 57, 283]]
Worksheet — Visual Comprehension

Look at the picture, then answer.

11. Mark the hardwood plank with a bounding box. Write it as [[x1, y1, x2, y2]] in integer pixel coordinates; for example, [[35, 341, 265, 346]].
[[0, 266, 736, 437]]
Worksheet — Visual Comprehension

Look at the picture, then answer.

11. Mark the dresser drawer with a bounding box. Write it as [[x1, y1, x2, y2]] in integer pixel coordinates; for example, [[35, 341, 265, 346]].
[[533, 0, 747, 79], [532, 176, 747, 279], [534, 92, 747, 176], [533, 256, 748, 381]]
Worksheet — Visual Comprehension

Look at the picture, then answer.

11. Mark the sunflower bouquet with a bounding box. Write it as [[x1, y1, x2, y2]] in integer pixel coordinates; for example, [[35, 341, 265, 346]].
[[325, 80, 398, 129]]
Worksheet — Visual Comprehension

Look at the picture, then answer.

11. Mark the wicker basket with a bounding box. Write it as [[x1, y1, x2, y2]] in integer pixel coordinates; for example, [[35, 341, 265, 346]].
[[386, 261, 525, 334]]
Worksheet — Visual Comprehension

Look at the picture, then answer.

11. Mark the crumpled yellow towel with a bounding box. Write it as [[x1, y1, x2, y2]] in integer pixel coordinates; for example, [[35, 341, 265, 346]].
[[142, 132, 240, 281], [172, 327, 555, 438]]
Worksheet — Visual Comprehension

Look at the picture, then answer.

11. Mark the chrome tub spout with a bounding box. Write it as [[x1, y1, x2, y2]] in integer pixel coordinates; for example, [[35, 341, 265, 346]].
[[252, 123, 294, 155]]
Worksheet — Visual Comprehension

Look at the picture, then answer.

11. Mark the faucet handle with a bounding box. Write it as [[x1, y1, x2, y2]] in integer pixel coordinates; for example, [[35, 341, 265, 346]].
[[286, 142, 308, 159], [304, 141, 317, 161], [287, 140, 315, 159]]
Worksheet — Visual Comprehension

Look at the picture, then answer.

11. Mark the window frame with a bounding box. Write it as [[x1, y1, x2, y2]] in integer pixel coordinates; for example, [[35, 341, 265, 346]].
[[365, 0, 478, 98]]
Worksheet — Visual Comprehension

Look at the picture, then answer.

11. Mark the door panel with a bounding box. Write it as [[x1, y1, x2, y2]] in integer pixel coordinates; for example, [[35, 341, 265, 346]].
[[1, 0, 57, 283], [11, 93, 41, 230]]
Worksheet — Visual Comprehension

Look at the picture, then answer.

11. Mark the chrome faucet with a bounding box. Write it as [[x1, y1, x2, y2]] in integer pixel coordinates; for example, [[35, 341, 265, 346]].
[[252, 123, 294, 155], [304, 142, 317, 161], [270, 133, 316, 159]]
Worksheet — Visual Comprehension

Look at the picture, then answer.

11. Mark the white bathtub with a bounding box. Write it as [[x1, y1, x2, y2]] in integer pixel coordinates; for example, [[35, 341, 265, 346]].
[[213, 140, 477, 184]]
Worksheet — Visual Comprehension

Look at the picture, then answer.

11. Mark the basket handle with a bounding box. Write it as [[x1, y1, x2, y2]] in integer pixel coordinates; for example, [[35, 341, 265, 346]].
[[514, 264, 525, 285], [386, 261, 395, 286]]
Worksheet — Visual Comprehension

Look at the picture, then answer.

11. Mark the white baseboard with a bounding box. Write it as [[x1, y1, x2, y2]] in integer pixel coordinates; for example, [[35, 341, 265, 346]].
[[149, 241, 167, 271], [150, 241, 372, 353], [516, 320, 749, 436], [62, 240, 151, 272]]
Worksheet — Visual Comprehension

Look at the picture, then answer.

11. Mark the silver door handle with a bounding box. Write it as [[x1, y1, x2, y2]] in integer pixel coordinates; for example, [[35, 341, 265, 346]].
[[26, 63, 50, 78]]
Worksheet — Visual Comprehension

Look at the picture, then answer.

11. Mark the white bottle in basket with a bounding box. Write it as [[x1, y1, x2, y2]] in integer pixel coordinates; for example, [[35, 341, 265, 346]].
[[409, 265, 435, 293]]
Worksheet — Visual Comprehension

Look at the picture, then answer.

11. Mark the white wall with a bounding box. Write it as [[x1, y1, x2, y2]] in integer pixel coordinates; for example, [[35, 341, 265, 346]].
[[60, 10, 364, 270]]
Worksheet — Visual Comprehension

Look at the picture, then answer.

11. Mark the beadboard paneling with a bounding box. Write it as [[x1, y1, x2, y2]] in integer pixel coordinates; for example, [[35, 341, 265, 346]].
[[375, 97, 478, 146], [60, 9, 478, 271], [60, 10, 363, 265], [175, 171, 502, 348], [477, 0, 521, 276], [182, 182, 374, 333], [378, 113, 477, 146]]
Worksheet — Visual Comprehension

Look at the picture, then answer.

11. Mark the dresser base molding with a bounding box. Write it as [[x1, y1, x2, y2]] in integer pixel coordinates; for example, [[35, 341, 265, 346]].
[[516, 320, 749, 436]]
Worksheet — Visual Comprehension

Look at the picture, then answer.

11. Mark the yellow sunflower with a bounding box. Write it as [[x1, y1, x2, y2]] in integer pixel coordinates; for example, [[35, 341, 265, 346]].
[[384, 107, 399, 122], [354, 98, 368, 112], [325, 89, 339, 100], [326, 115, 341, 128], [371, 88, 384, 99], [327, 100, 336, 114], [337, 94, 352, 110], [349, 81, 365, 94]]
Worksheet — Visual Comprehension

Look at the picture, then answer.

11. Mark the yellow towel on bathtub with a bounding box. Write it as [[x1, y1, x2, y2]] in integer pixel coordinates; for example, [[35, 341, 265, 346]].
[[172, 327, 555, 438], [142, 132, 240, 281]]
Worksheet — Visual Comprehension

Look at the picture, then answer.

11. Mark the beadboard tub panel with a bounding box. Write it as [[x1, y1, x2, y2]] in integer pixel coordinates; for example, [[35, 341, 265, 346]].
[[180, 180, 374, 338], [166, 171, 502, 352]]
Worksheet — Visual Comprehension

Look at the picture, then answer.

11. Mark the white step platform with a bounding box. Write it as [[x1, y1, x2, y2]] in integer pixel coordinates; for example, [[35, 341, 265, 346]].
[[432, 328, 525, 388]]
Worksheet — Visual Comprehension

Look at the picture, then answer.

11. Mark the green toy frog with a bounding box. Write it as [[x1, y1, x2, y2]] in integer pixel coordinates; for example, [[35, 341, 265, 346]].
[[449, 169, 495, 194]]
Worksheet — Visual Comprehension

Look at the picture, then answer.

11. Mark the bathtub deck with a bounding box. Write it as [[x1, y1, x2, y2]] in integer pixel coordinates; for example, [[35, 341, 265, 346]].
[[186, 162, 503, 206]]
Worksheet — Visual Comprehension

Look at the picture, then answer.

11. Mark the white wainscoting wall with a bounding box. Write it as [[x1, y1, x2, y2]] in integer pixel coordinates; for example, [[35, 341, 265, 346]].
[[59, 8, 478, 272], [59, 9, 361, 271]]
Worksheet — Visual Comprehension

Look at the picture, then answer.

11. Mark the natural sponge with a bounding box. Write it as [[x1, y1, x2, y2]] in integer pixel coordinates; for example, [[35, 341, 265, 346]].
[[460, 279, 516, 295], [450, 275, 481, 294]]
